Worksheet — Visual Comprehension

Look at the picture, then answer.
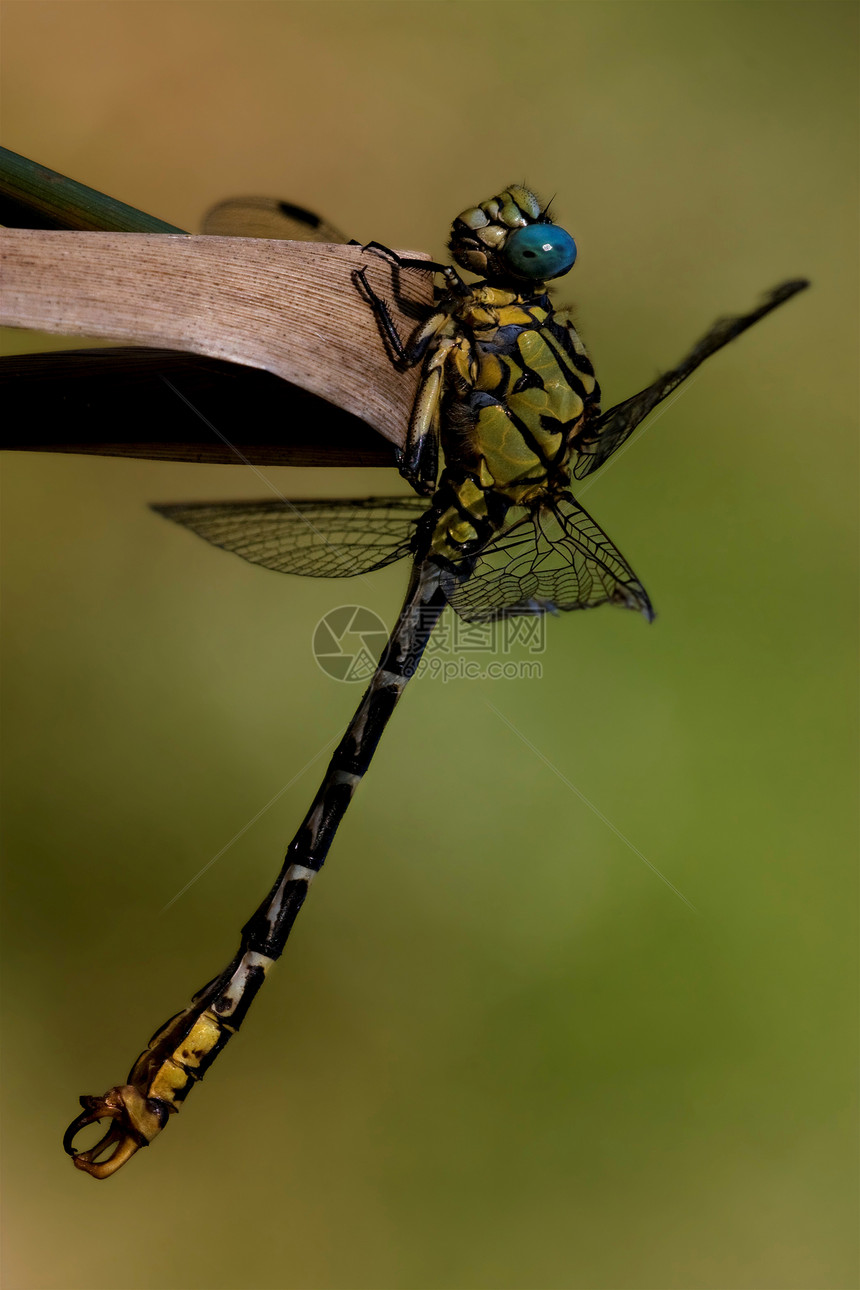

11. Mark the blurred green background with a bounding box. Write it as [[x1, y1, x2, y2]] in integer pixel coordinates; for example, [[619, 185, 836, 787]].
[[1, 3, 856, 1288]]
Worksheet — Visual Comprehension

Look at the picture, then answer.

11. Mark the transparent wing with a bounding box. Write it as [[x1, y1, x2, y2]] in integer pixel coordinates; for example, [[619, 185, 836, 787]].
[[152, 496, 428, 578], [200, 196, 350, 243], [572, 279, 809, 478], [442, 492, 653, 623]]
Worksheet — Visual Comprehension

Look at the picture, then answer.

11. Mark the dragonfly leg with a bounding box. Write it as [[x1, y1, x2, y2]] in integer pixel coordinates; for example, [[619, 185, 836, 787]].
[[361, 240, 448, 276], [353, 265, 414, 365], [355, 266, 448, 492], [361, 240, 467, 297]]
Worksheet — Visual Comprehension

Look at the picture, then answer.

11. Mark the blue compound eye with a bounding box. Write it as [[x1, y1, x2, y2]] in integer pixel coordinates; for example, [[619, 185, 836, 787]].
[[502, 224, 577, 280]]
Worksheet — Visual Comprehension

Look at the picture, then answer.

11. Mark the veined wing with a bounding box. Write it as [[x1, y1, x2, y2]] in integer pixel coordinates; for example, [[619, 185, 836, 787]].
[[201, 196, 350, 243], [572, 279, 809, 478], [442, 492, 653, 623], [152, 496, 428, 578]]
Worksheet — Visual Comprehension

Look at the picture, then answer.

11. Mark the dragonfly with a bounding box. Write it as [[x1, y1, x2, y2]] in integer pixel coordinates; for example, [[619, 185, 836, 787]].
[[63, 185, 808, 1177]]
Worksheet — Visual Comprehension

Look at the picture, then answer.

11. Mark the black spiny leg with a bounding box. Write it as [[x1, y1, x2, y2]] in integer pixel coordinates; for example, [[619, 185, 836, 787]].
[[362, 240, 467, 296], [399, 358, 441, 496], [354, 265, 415, 366], [362, 240, 449, 276], [354, 265, 444, 495]]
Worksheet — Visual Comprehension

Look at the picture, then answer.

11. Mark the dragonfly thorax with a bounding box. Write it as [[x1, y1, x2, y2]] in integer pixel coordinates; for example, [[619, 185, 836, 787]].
[[452, 285, 551, 337]]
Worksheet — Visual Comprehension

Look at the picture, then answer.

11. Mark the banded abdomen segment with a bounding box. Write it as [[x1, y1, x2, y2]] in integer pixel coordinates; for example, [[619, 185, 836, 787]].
[[62, 945, 278, 1178], [64, 564, 448, 1177]]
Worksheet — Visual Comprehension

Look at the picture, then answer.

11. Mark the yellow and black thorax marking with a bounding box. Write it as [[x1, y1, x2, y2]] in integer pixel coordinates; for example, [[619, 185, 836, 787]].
[[421, 286, 601, 563]]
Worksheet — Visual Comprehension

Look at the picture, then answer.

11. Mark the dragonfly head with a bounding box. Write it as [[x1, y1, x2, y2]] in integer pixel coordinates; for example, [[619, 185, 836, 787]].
[[449, 185, 577, 286]]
